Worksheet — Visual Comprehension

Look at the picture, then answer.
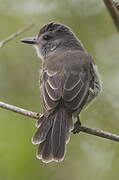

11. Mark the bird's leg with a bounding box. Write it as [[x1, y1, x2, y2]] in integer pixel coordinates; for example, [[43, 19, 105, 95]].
[[72, 116, 81, 134]]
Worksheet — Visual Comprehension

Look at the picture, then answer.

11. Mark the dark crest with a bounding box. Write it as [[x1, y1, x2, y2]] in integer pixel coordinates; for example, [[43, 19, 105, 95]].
[[38, 22, 71, 37]]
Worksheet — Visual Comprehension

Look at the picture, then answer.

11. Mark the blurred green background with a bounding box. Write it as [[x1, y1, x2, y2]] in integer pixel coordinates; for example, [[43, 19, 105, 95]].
[[0, 0, 119, 180]]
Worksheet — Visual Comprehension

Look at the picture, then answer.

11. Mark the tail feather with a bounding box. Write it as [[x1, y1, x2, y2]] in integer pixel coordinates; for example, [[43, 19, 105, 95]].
[[51, 110, 67, 161], [36, 140, 44, 160], [37, 128, 53, 163], [42, 129, 52, 162], [32, 108, 72, 163], [66, 117, 73, 144], [32, 115, 53, 144]]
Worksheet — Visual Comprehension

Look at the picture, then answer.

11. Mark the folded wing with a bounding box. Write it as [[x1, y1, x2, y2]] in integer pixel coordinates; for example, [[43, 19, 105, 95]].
[[62, 69, 90, 111], [41, 66, 91, 112], [41, 70, 62, 110]]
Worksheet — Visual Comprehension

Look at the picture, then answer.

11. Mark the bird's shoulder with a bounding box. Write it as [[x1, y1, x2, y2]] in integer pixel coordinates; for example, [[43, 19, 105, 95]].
[[44, 49, 93, 73]]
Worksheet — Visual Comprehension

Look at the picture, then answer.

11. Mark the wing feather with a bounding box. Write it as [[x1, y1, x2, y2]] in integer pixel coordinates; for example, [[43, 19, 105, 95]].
[[41, 58, 91, 112], [63, 70, 90, 111], [41, 70, 62, 110]]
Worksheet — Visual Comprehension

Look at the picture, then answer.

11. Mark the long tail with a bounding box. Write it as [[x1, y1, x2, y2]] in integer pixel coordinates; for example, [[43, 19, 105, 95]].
[[32, 108, 73, 163]]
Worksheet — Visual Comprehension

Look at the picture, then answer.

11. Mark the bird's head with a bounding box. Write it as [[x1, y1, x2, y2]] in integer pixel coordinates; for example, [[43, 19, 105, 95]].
[[21, 22, 84, 60]]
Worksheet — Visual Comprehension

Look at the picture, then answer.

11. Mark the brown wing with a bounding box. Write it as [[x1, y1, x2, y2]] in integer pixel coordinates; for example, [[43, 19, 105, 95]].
[[41, 70, 62, 111], [62, 68, 90, 111], [41, 66, 91, 112]]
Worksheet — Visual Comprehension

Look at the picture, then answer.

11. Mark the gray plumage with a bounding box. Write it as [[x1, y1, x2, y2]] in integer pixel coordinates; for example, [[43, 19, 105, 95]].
[[21, 22, 101, 163]]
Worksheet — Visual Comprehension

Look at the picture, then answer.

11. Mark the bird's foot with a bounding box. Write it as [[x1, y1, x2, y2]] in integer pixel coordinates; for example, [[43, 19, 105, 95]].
[[72, 116, 81, 134]]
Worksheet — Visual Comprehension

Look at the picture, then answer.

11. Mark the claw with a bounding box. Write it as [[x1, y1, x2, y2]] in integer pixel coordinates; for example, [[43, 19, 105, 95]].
[[72, 116, 81, 134]]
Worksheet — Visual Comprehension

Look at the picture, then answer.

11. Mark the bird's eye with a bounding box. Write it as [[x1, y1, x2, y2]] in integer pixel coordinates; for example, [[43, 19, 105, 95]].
[[43, 35, 51, 40]]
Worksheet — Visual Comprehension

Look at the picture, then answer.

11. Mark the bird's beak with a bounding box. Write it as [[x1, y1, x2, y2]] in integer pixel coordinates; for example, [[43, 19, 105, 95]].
[[21, 37, 37, 44]]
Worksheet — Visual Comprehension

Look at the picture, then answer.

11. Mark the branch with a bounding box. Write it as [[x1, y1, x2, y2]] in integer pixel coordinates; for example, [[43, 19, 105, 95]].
[[113, 0, 119, 10], [103, 0, 119, 32], [0, 23, 34, 48], [0, 101, 40, 119], [0, 101, 119, 143]]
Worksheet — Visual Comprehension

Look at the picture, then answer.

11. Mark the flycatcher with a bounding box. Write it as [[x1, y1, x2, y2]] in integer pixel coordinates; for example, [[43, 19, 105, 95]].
[[21, 22, 101, 163]]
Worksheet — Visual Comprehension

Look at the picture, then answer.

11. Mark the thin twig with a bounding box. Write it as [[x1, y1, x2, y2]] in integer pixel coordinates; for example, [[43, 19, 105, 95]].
[[80, 126, 119, 142], [113, 0, 119, 11], [0, 101, 40, 119], [0, 101, 119, 143], [0, 23, 34, 48], [103, 0, 119, 32]]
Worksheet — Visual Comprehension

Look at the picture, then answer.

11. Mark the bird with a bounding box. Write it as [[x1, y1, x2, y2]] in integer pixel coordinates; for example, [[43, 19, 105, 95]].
[[21, 22, 101, 163]]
